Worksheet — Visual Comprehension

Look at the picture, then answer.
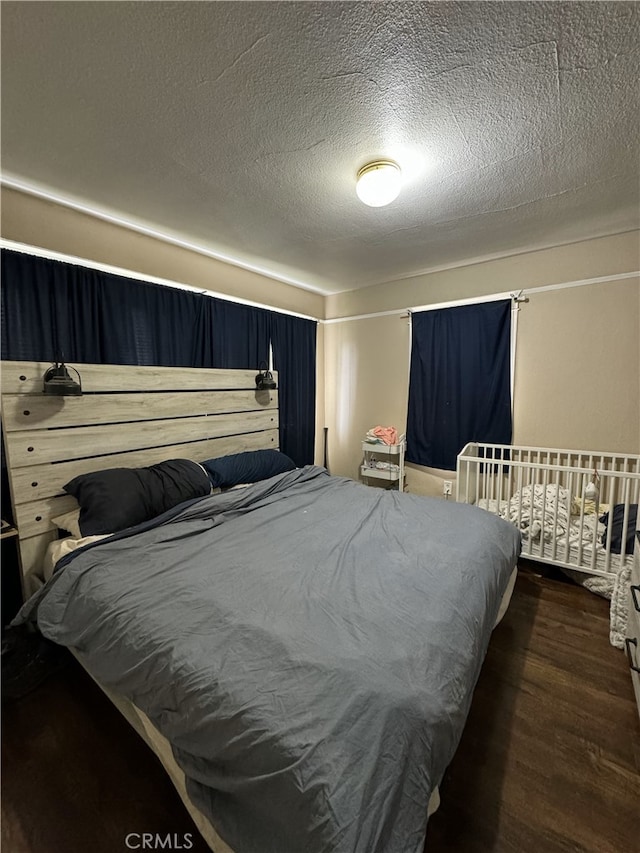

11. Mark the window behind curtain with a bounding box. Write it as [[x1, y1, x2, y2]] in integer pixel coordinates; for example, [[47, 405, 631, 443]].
[[0, 248, 317, 471], [406, 300, 512, 471], [0, 250, 210, 366]]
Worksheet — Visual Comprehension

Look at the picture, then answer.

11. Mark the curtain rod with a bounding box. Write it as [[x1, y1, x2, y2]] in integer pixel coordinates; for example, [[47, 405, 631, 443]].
[[324, 290, 519, 323], [325, 271, 638, 324], [406, 273, 637, 315], [406, 290, 517, 315], [0, 239, 322, 323]]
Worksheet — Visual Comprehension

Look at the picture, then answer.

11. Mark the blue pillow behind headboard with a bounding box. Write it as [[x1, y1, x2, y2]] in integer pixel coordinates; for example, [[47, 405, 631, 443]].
[[202, 449, 296, 489]]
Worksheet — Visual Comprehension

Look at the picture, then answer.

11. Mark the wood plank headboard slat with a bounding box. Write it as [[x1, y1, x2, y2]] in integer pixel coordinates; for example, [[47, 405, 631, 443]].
[[5, 410, 279, 468], [11, 429, 280, 505], [3, 390, 277, 431], [15, 496, 79, 539], [1, 361, 276, 394]]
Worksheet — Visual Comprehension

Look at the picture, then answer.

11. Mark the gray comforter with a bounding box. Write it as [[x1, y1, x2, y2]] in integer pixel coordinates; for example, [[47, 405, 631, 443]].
[[22, 466, 520, 853]]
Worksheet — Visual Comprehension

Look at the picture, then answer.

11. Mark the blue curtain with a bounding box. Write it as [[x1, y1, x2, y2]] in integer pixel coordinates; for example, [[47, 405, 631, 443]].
[[0, 250, 213, 366], [406, 300, 512, 471], [211, 299, 270, 370], [0, 250, 317, 512], [269, 311, 317, 467]]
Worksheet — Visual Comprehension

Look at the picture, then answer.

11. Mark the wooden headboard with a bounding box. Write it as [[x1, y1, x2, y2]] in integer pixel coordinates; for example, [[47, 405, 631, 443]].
[[1, 361, 279, 594]]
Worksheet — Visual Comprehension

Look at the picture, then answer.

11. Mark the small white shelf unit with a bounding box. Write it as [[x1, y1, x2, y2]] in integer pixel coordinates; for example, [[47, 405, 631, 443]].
[[361, 439, 406, 492]]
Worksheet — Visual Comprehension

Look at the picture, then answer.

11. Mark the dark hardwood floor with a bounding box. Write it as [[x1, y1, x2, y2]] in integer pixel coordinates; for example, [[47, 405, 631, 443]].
[[427, 564, 640, 853], [2, 565, 639, 853]]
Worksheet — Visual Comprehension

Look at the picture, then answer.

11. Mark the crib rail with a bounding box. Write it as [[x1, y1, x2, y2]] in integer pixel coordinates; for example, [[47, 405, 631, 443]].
[[456, 442, 640, 577]]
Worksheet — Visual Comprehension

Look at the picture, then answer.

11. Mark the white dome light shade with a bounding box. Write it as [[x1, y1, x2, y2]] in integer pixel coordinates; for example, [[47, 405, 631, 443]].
[[356, 160, 402, 207]]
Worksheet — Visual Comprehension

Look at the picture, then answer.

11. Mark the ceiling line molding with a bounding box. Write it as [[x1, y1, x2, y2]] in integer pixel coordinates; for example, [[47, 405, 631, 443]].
[[0, 239, 322, 323], [0, 176, 331, 297], [338, 228, 640, 293], [325, 271, 639, 324], [3, 178, 637, 303], [409, 272, 640, 312], [2, 242, 636, 328]]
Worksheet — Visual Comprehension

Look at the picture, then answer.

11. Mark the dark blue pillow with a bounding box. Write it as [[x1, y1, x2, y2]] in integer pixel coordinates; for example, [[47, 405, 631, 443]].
[[201, 450, 296, 488], [64, 459, 212, 536], [599, 503, 638, 555]]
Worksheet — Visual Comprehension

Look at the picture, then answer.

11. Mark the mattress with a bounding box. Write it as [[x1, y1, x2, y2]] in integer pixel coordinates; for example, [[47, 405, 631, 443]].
[[477, 498, 634, 574], [23, 467, 520, 852], [71, 566, 518, 853], [552, 538, 634, 574], [476, 497, 634, 647], [71, 650, 235, 853]]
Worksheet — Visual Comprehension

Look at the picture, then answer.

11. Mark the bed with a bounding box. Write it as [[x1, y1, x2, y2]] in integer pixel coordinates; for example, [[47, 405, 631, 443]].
[[2, 361, 521, 853], [457, 442, 640, 648]]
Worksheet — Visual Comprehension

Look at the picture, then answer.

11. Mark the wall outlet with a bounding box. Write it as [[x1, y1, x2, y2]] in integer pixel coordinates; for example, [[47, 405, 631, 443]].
[[443, 480, 453, 496]]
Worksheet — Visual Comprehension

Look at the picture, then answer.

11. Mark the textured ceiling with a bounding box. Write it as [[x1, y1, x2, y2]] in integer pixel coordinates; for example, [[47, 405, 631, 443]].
[[2, 1, 639, 295]]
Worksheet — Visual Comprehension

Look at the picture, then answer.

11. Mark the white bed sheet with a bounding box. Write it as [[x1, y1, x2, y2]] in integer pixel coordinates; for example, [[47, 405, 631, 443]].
[[43, 534, 110, 581]]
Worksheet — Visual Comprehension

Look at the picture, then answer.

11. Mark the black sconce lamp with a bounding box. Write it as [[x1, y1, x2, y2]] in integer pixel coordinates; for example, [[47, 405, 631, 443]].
[[43, 359, 83, 396], [255, 361, 277, 392]]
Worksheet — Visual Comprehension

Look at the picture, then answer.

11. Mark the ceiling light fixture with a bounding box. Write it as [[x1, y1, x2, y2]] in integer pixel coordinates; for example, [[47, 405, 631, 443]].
[[356, 160, 402, 207]]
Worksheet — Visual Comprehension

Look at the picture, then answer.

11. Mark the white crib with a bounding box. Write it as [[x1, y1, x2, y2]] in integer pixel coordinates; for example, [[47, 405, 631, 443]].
[[456, 442, 640, 579]]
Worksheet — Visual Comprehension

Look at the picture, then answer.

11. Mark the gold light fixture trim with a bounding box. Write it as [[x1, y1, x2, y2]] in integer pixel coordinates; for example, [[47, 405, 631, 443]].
[[356, 160, 402, 207]]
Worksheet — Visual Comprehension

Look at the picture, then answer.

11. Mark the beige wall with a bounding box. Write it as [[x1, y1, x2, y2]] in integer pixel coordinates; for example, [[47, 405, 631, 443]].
[[327, 230, 639, 319], [324, 314, 411, 479], [325, 233, 640, 496], [2, 187, 638, 482], [1, 187, 325, 319], [513, 279, 639, 452], [1, 187, 327, 463]]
